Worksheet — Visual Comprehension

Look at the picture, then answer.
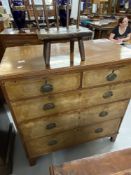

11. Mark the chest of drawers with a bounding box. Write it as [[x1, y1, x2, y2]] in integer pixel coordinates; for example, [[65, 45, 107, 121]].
[[0, 39, 131, 165]]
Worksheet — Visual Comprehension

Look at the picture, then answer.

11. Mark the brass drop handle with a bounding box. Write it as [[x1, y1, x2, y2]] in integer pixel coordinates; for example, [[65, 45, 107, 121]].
[[106, 71, 117, 81], [48, 140, 58, 146], [99, 111, 108, 117], [40, 80, 53, 93], [103, 91, 113, 99], [43, 103, 55, 110], [46, 123, 56, 130], [95, 128, 103, 133]]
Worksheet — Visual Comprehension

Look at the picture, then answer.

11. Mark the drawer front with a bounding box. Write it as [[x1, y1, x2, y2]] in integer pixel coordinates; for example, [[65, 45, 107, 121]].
[[83, 64, 131, 88], [75, 118, 121, 144], [20, 111, 79, 140], [12, 92, 80, 123], [26, 118, 121, 158], [20, 100, 128, 141], [4, 73, 80, 100], [81, 82, 131, 108], [79, 100, 128, 127]]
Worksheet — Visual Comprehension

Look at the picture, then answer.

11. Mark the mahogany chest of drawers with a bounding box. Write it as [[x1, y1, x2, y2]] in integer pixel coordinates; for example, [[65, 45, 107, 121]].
[[0, 39, 131, 165]]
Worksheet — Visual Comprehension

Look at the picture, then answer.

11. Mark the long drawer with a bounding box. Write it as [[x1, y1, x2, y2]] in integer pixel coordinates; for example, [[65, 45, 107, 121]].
[[81, 82, 131, 108], [11, 82, 131, 123], [79, 99, 128, 127], [12, 91, 80, 123], [26, 118, 121, 158], [4, 73, 80, 101], [83, 64, 131, 88], [20, 100, 128, 141]]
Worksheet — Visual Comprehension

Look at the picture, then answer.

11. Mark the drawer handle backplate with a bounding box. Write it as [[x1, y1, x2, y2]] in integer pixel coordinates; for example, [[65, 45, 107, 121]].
[[95, 128, 103, 133], [40, 80, 53, 93], [103, 91, 113, 99], [99, 111, 108, 117], [43, 103, 55, 110], [106, 72, 117, 81], [46, 123, 56, 130], [48, 140, 58, 146]]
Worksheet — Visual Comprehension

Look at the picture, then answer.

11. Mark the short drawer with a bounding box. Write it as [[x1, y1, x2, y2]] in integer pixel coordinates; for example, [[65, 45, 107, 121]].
[[79, 100, 128, 127], [26, 118, 121, 158], [81, 82, 131, 108], [4, 73, 80, 100], [83, 64, 131, 88], [12, 91, 80, 123], [20, 111, 79, 140]]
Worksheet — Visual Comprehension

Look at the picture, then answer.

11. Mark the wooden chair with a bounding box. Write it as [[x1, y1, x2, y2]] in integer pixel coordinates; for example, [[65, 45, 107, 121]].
[[30, 0, 93, 66]]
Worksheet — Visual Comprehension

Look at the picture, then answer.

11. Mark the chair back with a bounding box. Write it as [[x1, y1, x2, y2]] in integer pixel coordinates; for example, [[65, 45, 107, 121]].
[[29, 0, 81, 31], [29, 0, 58, 30]]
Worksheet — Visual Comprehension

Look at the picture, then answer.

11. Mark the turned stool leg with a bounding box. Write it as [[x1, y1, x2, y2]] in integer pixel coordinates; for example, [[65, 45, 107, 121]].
[[78, 38, 85, 61], [70, 40, 74, 64], [44, 41, 51, 66]]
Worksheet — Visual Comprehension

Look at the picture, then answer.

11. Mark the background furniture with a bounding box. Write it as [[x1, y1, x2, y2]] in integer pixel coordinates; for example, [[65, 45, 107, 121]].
[[49, 148, 131, 175], [0, 21, 5, 71], [116, 0, 131, 13], [0, 28, 43, 61], [89, 19, 117, 38], [0, 39, 131, 165], [81, 0, 113, 15], [0, 20, 4, 32], [81, 0, 131, 16], [0, 14, 11, 28]]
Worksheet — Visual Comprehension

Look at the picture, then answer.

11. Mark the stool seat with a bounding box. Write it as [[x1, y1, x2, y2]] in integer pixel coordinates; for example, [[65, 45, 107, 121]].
[[49, 148, 131, 175], [37, 26, 93, 40]]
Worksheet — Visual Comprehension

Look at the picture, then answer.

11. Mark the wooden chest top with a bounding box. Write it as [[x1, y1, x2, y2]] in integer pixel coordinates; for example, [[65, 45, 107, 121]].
[[0, 39, 131, 80]]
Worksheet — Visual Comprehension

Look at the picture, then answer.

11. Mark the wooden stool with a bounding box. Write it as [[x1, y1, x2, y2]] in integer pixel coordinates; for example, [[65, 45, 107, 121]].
[[37, 26, 93, 66], [30, 0, 93, 66], [49, 148, 131, 175]]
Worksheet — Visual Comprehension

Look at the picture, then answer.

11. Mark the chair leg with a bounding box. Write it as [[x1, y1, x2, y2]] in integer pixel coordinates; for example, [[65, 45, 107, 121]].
[[43, 44, 45, 62], [78, 39, 85, 61], [70, 40, 74, 64], [44, 41, 51, 66]]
